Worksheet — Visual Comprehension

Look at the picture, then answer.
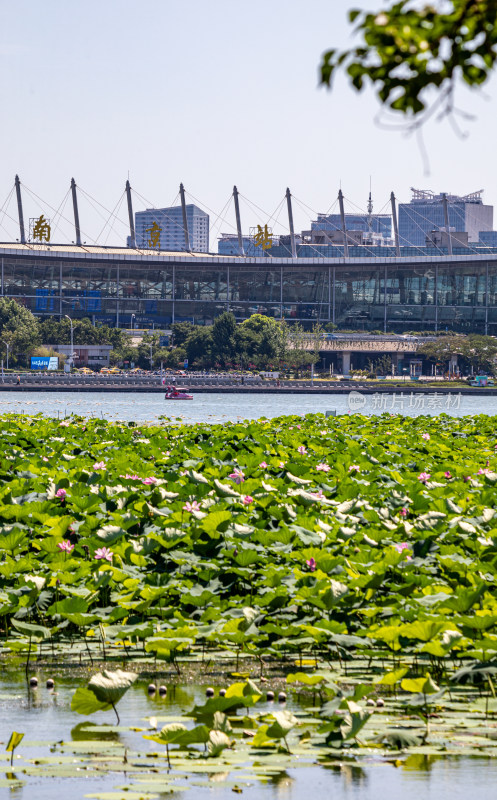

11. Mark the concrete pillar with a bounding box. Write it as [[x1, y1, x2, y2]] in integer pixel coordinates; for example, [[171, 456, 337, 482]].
[[342, 352, 351, 377], [449, 355, 458, 376]]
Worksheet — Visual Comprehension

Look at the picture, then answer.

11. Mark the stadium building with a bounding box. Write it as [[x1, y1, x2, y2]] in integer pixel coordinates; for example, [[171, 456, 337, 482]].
[[1, 241, 497, 334]]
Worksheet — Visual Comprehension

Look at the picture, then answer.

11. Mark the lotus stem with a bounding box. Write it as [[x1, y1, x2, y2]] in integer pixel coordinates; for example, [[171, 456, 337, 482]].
[[111, 702, 120, 725], [25, 635, 32, 684]]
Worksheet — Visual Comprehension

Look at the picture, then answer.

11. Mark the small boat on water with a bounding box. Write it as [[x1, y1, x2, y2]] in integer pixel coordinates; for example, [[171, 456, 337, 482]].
[[165, 386, 193, 400]]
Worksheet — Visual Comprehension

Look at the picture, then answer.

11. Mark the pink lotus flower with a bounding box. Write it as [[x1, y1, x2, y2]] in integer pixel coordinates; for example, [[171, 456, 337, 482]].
[[310, 489, 324, 499], [42, 456, 49, 462], [349, 464, 360, 472], [478, 468, 490, 475], [418, 472, 431, 482], [229, 469, 245, 484], [93, 461, 106, 470], [259, 461, 268, 469], [444, 471, 452, 479], [56, 488, 67, 499], [394, 542, 412, 560], [278, 461, 286, 468], [297, 446, 307, 455], [59, 420, 70, 427], [422, 433, 430, 440], [306, 557, 316, 572], [95, 547, 113, 562], [183, 500, 200, 512], [316, 463, 330, 472], [296, 424, 301, 430], [243, 495, 254, 506], [57, 540, 74, 553], [400, 507, 408, 516], [142, 476, 157, 485]]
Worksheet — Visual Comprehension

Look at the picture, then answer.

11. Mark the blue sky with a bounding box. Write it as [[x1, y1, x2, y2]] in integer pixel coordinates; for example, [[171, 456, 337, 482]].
[[1, 0, 495, 247]]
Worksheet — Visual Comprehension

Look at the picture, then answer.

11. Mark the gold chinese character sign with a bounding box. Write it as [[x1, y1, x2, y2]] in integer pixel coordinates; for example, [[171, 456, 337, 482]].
[[30, 215, 51, 243], [145, 221, 162, 249], [253, 224, 272, 250]]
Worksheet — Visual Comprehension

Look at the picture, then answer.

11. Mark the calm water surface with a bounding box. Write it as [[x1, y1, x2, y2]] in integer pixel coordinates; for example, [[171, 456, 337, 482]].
[[0, 390, 495, 423], [1, 672, 496, 800]]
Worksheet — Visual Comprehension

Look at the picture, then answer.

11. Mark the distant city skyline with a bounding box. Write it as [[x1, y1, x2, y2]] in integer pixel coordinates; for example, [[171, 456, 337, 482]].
[[2, 0, 497, 247]]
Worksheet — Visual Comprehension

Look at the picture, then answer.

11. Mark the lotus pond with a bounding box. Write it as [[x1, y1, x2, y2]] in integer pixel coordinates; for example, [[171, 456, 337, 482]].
[[3, 411, 497, 798]]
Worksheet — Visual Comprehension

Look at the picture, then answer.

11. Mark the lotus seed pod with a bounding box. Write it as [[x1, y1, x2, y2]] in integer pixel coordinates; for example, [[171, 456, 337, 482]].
[[29, 677, 38, 687], [376, 698, 385, 708], [206, 687, 215, 698], [158, 685, 167, 696], [266, 690, 275, 701], [219, 688, 226, 697], [278, 691, 287, 703], [46, 678, 55, 689], [147, 683, 157, 694]]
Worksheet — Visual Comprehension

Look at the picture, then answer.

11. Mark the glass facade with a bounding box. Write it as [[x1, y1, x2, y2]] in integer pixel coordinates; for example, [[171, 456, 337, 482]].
[[398, 199, 493, 247], [2, 249, 497, 333]]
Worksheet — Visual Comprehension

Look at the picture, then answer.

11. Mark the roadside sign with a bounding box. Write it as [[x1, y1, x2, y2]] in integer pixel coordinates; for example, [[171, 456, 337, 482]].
[[31, 356, 58, 370], [184, 359, 188, 369]]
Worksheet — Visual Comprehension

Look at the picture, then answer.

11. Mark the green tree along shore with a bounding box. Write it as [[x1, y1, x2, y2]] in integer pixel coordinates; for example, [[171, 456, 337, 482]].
[[0, 300, 323, 371], [1, 297, 497, 374]]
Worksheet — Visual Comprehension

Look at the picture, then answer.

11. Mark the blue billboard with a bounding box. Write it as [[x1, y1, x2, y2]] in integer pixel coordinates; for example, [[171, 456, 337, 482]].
[[31, 357, 58, 371]]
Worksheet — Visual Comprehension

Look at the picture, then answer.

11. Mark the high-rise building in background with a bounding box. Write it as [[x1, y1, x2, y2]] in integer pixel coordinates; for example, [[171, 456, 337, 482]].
[[300, 212, 392, 248], [135, 205, 209, 252], [398, 189, 493, 248], [309, 213, 391, 238]]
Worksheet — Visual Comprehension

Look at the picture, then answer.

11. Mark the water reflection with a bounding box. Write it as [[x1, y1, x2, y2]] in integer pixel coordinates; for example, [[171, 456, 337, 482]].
[[403, 753, 440, 772], [71, 721, 120, 742], [323, 762, 368, 787], [4, 773, 24, 799], [268, 771, 295, 794]]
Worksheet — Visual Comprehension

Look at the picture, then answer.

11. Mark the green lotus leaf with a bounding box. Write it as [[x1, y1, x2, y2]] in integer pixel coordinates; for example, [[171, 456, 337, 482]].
[[340, 707, 372, 741], [207, 729, 231, 756], [71, 687, 110, 716], [11, 619, 51, 641], [213, 479, 239, 497], [87, 669, 138, 705], [96, 526, 127, 543], [285, 472, 312, 485], [266, 710, 298, 739], [286, 672, 328, 686], [378, 728, 423, 749], [375, 667, 408, 686], [144, 722, 210, 747]]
